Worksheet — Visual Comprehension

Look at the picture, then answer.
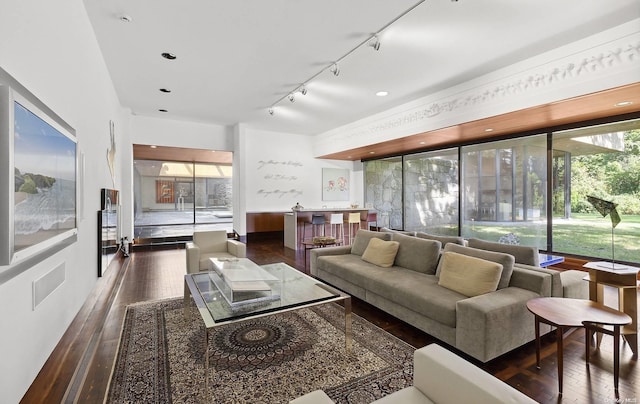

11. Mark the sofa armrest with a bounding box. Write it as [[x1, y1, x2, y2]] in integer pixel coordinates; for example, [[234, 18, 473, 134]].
[[185, 242, 201, 274], [456, 287, 543, 362], [509, 266, 552, 296], [226, 239, 247, 258], [309, 245, 353, 277], [414, 344, 537, 403], [514, 263, 562, 297]]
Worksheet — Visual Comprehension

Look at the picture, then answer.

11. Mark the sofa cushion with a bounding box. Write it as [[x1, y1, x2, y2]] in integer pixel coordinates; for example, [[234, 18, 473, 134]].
[[317, 254, 461, 327], [391, 232, 441, 274], [351, 229, 392, 256], [193, 230, 228, 253], [361, 238, 400, 268], [438, 252, 503, 297], [416, 232, 465, 247], [467, 238, 539, 266], [436, 244, 515, 289], [381, 227, 416, 237]]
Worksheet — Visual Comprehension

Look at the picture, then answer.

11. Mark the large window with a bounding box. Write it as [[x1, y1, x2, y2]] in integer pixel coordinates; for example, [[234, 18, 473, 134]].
[[404, 149, 458, 235], [364, 117, 640, 265], [364, 157, 403, 230], [552, 119, 640, 262], [133, 159, 232, 238], [461, 135, 547, 249]]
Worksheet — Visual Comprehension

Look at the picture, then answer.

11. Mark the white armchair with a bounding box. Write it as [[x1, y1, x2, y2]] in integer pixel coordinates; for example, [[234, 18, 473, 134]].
[[290, 344, 537, 404], [185, 230, 247, 274]]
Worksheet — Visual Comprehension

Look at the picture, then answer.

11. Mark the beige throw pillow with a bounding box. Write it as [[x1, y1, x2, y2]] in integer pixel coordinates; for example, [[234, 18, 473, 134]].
[[361, 238, 400, 268], [438, 252, 503, 297]]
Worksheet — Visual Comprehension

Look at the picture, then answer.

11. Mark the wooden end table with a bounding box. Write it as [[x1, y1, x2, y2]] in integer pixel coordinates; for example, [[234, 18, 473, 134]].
[[583, 261, 639, 357], [526, 297, 631, 394], [301, 238, 343, 267]]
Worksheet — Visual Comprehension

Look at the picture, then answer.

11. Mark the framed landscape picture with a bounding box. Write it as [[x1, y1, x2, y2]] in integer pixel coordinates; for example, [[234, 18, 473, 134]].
[[1, 68, 78, 266]]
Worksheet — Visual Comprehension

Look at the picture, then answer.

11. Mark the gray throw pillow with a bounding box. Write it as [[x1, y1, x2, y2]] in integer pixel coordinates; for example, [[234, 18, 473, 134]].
[[436, 243, 515, 289], [391, 232, 441, 274]]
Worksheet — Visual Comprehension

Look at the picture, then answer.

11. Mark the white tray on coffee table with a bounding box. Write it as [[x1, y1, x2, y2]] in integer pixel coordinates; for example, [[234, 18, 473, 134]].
[[208, 258, 281, 306]]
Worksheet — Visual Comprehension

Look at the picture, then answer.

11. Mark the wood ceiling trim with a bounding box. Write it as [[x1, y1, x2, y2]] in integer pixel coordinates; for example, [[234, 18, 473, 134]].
[[318, 82, 640, 161], [133, 144, 233, 164]]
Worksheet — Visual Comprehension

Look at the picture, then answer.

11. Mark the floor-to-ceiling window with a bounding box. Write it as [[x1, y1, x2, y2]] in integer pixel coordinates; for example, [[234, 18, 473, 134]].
[[363, 117, 640, 265], [404, 148, 458, 235], [364, 157, 403, 230], [133, 153, 233, 239], [551, 119, 640, 262], [461, 135, 547, 248]]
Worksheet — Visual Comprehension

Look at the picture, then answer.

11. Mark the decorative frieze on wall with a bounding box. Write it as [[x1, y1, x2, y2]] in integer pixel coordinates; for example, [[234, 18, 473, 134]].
[[315, 30, 640, 157]]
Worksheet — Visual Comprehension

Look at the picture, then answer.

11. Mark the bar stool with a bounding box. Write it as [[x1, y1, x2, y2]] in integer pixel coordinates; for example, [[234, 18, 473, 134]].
[[329, 213, 345, 243], [346, 212, 361, 244], [304, 214, 326, 241], [366, 211, 378, 231]]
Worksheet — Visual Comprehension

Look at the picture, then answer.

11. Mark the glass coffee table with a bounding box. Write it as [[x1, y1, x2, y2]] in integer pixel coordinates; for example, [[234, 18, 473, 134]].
[[184, 261, 352, 393]]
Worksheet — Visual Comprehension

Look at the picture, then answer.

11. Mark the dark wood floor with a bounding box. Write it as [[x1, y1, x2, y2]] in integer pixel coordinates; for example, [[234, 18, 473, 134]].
[[22, 236, 639, 403]]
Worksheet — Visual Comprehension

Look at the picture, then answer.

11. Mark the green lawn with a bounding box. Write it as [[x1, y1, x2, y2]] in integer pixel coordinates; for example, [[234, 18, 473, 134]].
[[461, 214, 640, 264]]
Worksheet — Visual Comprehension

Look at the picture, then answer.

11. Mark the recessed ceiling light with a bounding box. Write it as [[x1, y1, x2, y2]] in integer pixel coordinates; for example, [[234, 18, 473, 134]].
[[485, 128, 494, 132], [419, 141, 426, 145], [615, 101, 633, 107], [150, 145, 157, 149], [159, 88, 171, 93], [161, 52, 176, 60], [376, 91, 388, 97], [369, 151, 376, 154], [158, 109, 168, 112]]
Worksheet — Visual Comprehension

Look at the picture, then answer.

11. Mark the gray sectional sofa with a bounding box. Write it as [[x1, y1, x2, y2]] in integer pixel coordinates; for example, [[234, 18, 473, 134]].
[[310, 229, 586, 362]]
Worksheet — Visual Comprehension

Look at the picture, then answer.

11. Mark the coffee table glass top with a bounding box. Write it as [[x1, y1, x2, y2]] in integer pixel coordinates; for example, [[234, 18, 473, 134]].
[[188, 262, 342, 323]]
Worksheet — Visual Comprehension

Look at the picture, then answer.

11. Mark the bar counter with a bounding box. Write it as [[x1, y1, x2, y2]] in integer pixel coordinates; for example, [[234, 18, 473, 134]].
[[284, 208, 371, 250]]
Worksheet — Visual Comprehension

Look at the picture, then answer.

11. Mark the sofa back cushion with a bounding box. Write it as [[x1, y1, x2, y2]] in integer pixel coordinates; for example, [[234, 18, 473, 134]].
[[380, 227, 416, 237], [437, 243, 515, 289], [351, 229, 392, 256], [467, 238, 539, 266], [361, 238, 400, 268], [193, 230, 228, 253], [391, 232, 441, 274], [438, 252, 503, 297], [416, 232, 465, 247]]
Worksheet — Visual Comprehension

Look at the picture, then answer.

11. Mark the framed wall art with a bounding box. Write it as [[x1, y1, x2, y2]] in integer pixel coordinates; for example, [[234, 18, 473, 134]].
[[322, 168, 349, 201], [0, 67, 78, 266]]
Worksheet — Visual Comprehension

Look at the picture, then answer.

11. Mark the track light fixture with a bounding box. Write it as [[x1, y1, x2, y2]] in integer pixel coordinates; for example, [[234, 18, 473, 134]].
[[330, 62, 340, 76], [266, 1, 425, 118], [368, 35, 381, 51]]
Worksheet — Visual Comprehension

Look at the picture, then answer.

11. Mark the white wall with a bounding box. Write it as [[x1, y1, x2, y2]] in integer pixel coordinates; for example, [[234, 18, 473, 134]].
[[0, 1, 126, 402], [236, 127, 356, 234]]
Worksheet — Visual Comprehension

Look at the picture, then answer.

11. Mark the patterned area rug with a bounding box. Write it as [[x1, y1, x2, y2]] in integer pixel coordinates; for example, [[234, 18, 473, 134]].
[[106, 298, 415, 403]]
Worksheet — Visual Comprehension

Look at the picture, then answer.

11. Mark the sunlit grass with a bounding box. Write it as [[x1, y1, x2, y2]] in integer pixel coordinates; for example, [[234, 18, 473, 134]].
[[460, 214, 639, 264]]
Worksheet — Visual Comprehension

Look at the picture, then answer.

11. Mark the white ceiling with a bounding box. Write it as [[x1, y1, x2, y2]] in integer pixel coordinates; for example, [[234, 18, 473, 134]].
[[83, 0, 640, 136]]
